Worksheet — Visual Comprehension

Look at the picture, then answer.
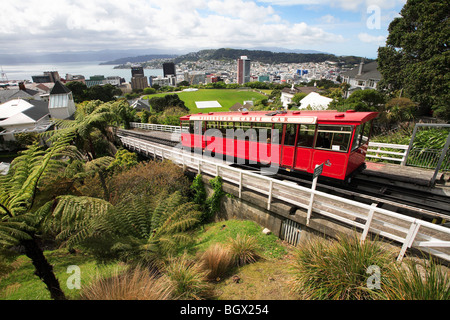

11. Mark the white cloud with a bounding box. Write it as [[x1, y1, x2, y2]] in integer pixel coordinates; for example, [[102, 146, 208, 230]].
[[0, 0, 344, 54], [257, 0, 406, 11], [319, 14, 339, 24], [358, 32, 386, 43]]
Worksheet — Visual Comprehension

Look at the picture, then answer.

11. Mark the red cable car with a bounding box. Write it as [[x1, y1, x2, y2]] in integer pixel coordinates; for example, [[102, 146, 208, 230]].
[[180, 110, 378, 181]]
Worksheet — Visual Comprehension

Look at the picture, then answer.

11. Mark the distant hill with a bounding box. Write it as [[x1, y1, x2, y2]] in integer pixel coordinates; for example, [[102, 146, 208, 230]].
[[99, 54, 179, 65], [0, 48, 185, 64], [173, 48, 370, 66]]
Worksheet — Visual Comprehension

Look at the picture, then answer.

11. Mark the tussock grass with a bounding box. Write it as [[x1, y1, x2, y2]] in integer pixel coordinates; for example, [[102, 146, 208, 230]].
[[384, 257, 450, 300], [228, 234, 261, 267], [290, 234, 395, 300], [199, 243, 234, 281], [164, 253, 212, 300], [79, 266, 173, 300]]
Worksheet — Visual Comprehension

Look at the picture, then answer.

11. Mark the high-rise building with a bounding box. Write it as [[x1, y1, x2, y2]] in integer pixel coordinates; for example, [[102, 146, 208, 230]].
[[163, 62, 176, 78], [130, 66, 148, 90], [237, 56, 251, 84], [131, 66, 144, 77]]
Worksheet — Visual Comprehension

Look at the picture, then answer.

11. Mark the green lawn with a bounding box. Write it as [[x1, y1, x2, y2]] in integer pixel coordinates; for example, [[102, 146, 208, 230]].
[[0, 250, 125, 300], [143, 89, 268, 113]]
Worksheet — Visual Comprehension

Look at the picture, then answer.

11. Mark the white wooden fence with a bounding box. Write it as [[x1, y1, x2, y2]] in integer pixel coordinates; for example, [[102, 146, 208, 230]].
[[366, 142, 409, 165], [130, 122, 186, 133], [118, 134, 450, 262]]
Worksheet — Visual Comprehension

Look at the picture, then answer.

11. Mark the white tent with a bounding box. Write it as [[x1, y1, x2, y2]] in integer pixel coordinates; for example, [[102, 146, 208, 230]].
[[299, 92, 333, 110]]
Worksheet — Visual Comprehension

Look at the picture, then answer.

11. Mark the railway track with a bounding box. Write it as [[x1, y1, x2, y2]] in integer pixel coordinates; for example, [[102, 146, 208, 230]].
[[118, 129, 450, 226]]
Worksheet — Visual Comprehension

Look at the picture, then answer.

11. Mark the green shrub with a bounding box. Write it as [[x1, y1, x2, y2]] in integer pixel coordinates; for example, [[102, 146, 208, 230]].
[[164, 254, 211, 300], [228, 234, 261, 267], [384, 257, 450, 300], [290, 234, 394, 300]]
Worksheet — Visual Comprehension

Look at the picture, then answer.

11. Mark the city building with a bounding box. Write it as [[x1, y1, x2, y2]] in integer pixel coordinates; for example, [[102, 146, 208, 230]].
[[184, 71, 206, 85], [163, 62, 176, 78], [130, 66, 148, 90], [151, 76, 176, 87], [131, 66, 145, 77], [237, 56, 251, 84], [48, 80, 76, 119], [32, 71, 60, 83], [65, 74, 86, 84], [85, 75, 106, 88]]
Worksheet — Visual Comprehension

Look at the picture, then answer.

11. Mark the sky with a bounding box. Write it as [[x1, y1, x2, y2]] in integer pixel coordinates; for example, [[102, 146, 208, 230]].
[[0, 0, 407, 59]]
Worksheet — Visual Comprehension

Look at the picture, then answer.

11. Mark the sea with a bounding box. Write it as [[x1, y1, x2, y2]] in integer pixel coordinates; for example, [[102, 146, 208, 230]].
[[0, 61, 163, 83]]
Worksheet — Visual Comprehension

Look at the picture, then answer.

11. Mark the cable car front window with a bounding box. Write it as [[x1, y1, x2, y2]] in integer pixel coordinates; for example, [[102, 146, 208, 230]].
[[316, 125, 352, 152]]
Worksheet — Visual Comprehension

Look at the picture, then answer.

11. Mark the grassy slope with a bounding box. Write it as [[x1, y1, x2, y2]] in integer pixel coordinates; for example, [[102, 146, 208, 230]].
[[143, 89, 268, 113], [0, 219, 294, 300], [0, 250, 125, 300], [194, 219, 296, 300]]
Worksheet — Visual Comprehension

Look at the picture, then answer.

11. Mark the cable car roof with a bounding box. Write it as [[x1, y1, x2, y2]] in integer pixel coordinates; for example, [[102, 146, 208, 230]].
[[181, 110, 378, 124]]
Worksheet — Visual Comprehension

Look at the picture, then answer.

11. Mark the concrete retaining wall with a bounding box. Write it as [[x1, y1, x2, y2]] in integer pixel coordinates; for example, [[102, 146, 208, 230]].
[[201, 173, 371, 246]]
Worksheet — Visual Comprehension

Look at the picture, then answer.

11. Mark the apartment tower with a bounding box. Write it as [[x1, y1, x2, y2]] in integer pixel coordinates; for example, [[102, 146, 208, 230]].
[[237, 56, 251, 84]]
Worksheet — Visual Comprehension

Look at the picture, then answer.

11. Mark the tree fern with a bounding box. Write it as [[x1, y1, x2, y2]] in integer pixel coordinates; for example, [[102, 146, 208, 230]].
[[85, 191, 201, 263], [0, 134, 76, 300], [41, 195, 112, 248]]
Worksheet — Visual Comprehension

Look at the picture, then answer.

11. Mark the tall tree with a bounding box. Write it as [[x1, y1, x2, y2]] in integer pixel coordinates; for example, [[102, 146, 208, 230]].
[[377, 0, 449, 119], [0, 136, 76, 300]]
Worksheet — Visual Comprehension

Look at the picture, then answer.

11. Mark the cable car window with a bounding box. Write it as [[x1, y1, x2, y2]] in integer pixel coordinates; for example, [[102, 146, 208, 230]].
[[273, 123, 283, 145], [221, 121, 234, 137], [297, 125, 316, 148], [283, 124, 297, 146], [235, 122, 253, 140], [194, 121, 205, 134], [316, 125, 352, 152], [181, 120, 194, 134], [351, 125, 362, 151], [361, 120, 372, 145], [207, 121, 218, 129], [253, 123, 272, 143]]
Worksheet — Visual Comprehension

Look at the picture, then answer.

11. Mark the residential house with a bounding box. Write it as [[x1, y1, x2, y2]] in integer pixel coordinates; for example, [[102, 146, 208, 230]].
[[0, 99, 52, 141], [340, 60, 381, 97], [298, 92, 333, 110], [48, 81, 76, 120], [280, 85, 321, 109], [0, 82, 41, 103]]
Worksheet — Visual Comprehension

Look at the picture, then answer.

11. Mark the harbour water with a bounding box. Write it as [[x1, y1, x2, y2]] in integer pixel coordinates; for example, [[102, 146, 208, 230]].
[[0, 61, 163, 83]]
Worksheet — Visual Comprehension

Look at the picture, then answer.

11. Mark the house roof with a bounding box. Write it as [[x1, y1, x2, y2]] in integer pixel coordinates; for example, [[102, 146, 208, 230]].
[[341, 61, 381, 81], [50, 81, 71, 95], [282, 86, 321, 96], [0, 99, 49, 127], [0, 99, 34, 119], [23, 100, 50, 121], [130, 99, 150, 111], [229, 102, 243, 111], [0, 88, 40, 102], [299, 92, 333, 110]]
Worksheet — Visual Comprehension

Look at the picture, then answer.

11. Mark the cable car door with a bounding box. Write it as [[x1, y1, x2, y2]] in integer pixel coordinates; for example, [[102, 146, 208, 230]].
[[280, 124, 298, 169]]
